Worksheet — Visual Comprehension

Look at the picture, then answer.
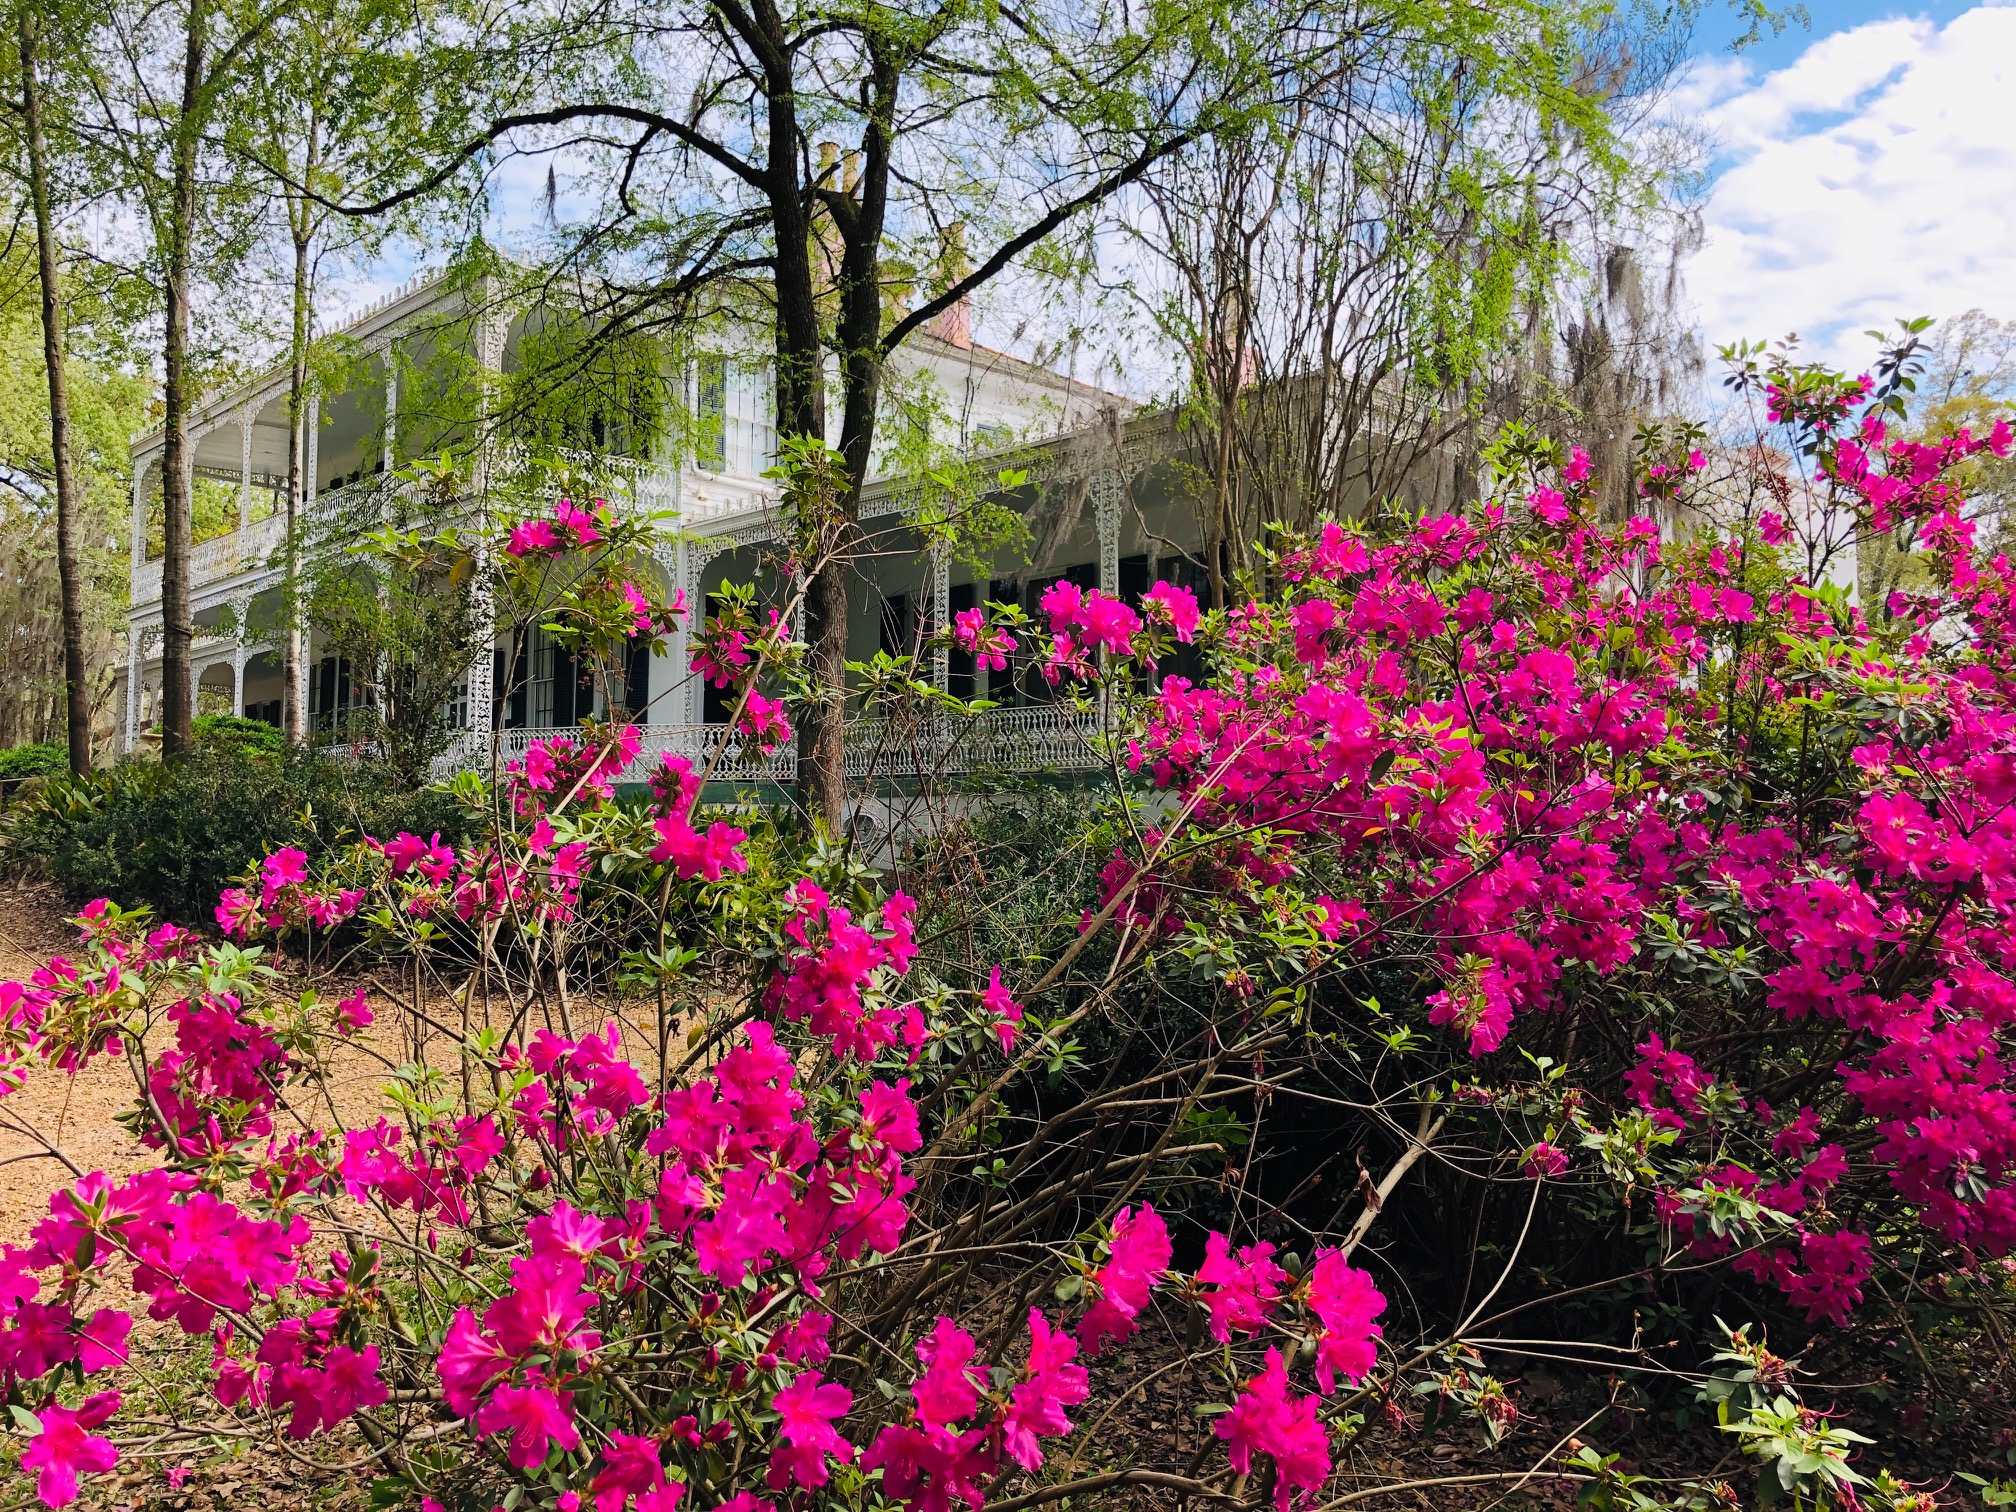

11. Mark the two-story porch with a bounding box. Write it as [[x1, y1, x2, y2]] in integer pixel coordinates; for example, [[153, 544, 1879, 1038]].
[[118, 266, 1165, 781]]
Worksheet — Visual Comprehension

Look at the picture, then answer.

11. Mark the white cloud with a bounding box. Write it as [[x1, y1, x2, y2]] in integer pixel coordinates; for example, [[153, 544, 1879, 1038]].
[[1684, 5, 2016, 369]]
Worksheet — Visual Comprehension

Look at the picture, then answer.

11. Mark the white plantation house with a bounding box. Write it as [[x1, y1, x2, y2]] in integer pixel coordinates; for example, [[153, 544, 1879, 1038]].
[[117, 269, 1459, 785]]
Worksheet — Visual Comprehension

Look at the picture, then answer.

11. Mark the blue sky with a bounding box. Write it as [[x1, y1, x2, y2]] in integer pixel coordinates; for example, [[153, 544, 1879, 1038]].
[[1697, 1, 1978, 70], [1676, 1, 2016, 367]]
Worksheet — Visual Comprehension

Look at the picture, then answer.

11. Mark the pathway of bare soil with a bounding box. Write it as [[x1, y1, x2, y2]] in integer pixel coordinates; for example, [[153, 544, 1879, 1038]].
[[0, 880, 156, 1239]]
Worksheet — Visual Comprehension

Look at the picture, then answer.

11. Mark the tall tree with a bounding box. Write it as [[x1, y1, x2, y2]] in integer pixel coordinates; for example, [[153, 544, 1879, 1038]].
[[233, 0, 426, 744], [78, 0, 291, 756], [1128, 2, 1700, 598], [338, 0, 1289, 817], [11, 4, 91, 771], [0, 240, 152, 751]]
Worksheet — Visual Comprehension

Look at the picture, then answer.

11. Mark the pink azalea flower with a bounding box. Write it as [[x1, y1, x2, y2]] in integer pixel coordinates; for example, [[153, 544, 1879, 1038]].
[[1522, 1141, 1569, 1181], [554, 500, 605, 548], [981, 965, 1024, 1049], [953, 607, 1012, 672], [334, 989, 373, 1035], [1079, 1204, 1171, 1355], [621, 581, 656, 636], [860, 1079, 922, 1153], [477, 1380, 580, 1469], [1197, 1231, 1287, 1342], [1215, 1350, 1330, 1511], [436, 1310, 510, 1417], [77, 1309, 132, 1373], [1527, 486, 1570, 525], [317, 1343, 390, 1426], [507, 519, 559, 557], [1039, 580, 1082, 627], [650, 816, 750, 882], [768, 1371, 855, 1490], [1074, 590, 1141, 656], [912, 1316, 982, 1428], [1003, 1309, 1089, 1472], [1143, 580, 1201, 642], [22, 1391, 120, 1508], [261, 847, 309, 890], [773, 1310, 832, 1366], [1305, 1251, 1384, 1393], [740, 694, 791, 752], [590, 1432, 668, 1512]]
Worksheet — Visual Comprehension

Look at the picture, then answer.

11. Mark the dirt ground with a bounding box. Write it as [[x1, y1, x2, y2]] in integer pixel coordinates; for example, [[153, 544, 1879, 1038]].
[[0, 878, 420, 1248], [0, 880, 460, 1509], [0, 879, 158, 1240]]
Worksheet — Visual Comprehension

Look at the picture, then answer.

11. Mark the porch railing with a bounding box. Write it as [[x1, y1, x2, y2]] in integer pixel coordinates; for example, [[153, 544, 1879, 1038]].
[[427, 703, 1109, 784]]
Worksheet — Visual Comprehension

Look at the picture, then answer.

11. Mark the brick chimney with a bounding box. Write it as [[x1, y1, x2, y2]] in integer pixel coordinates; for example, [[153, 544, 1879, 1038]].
[[925, 222, 972, 349]]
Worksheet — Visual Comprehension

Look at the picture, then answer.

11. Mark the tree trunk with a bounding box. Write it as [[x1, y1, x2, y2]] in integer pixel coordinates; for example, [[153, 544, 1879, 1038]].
[[753, 37, 851, 824], [18, 9, 92, 776], [790, 48, 902, 827], [283, 165, 314, 744], [158, 0, 208, 759]]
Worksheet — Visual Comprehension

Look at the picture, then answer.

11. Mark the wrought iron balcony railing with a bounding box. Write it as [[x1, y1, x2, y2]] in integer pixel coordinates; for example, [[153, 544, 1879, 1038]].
[[425, 703, 1111, 785]]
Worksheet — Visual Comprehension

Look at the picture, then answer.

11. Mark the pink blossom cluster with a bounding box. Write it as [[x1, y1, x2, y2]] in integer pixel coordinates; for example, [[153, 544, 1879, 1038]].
[[952, 605, 1013, 671], [1042, 580, 1142, 658], [144, 991, 291, 1154], [340, 1113, 504, 1227], [648, 755, 751, 881], [0, 905, 194, 1081], [505, 724, 644, 816], [216, 845, 366, 938], [690, 607, 787, 689], [1098, 398, 2016, 1338], [1178, 1228, 1386, 1504], [1828, 410, 2013, 534], [764, 880, 924, 1061], [1078, 1202, 1173, 1354], [0, 861, 1401, 1512], [506, 498, 609, 557], [738, 692, 791, 753]]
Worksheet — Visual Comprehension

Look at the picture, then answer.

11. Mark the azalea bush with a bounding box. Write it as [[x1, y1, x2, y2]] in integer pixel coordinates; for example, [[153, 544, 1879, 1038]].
[[4, 337, 2016, 1512]]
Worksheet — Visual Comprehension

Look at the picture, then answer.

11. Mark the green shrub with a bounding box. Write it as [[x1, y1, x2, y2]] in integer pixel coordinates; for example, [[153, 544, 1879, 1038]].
[[193, 713, 284, 755], [0, 743, 69, 784], [0, 744, 471, 924]]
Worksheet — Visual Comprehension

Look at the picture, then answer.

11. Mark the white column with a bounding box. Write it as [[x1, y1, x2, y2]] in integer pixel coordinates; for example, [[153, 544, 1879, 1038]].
[[1092, 471, 1125, 719], [931, 544, 950, 691], [305, 394, 320, 513], [130, 457, 149, 578], [658, 539, 690, 727], [1092, 470, 1123, 595], [466, 543, 494, 747], [238, 410, 253, 537], [383, 353, 398, 470], [123, 630, 140, 752], [232, 593, 252, 715], [460, 302, 504, 762]]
